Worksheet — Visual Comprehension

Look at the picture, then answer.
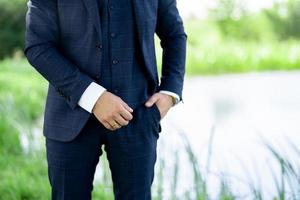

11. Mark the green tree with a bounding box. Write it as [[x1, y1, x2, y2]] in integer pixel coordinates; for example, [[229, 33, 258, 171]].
[[264, 0, 300, 40], [0, 0, 27, 59], [209, 0, 275, 41]]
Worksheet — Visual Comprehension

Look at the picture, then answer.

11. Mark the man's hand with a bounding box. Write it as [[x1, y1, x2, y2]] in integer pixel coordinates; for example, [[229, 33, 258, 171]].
[[92, 91, 133, 131], [145, 93, 174, 120]]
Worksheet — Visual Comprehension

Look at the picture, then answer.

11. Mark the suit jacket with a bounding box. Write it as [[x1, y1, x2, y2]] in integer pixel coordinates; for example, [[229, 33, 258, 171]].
[[24, 0, 187, 141]]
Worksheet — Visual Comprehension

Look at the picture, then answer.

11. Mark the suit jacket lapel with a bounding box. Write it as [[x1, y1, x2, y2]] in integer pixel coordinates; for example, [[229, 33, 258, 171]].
[[132, 0, 145, 47], [132, 0, 156, 83], [82, 0, 102, 41]]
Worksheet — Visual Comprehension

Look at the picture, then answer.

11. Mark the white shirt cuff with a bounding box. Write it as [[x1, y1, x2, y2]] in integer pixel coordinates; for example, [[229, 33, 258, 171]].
[[159, 90, 180, 103], [78, 82, 106, 113]]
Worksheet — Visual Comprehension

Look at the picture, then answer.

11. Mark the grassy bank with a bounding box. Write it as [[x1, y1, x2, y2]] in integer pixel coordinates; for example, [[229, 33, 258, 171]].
[[156, 20, 300, 76], [0, 58, 114, 199], [0, 57, 49, 199], [185, 20, 300, 75]]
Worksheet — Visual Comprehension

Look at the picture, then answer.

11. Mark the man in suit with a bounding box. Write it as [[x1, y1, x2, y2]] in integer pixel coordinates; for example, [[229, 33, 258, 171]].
[[24, 0, 186, 199]]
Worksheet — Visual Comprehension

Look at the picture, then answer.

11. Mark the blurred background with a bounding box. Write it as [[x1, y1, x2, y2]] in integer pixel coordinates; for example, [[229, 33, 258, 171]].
[[0, 0, 300, 199]]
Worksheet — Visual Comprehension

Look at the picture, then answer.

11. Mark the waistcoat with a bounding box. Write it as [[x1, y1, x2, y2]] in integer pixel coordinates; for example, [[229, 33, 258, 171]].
[[97, 0, 151, 109]]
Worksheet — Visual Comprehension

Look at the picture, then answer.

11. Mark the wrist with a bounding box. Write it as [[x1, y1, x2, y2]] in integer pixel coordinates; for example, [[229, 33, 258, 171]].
[[160, 93, 176, 107], [158, 90, 180, 106], [92, 91, 107, 113]]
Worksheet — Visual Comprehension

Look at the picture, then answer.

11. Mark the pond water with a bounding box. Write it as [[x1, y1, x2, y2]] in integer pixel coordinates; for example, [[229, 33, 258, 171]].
[[150, 71, 300, 199]]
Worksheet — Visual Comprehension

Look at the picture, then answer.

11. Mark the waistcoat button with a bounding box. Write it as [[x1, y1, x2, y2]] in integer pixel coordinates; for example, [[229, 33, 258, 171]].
[[110, 32, 116, 38], [96, 43, 103, 49], [112, 59, 119, 65]]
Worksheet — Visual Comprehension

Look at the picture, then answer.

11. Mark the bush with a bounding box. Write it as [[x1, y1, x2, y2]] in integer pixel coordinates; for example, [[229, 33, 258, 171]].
[[0, 59, 116, 199], [179, 20, 300, 75], [0, 0, 27, 59], [211, 0, 300, 41], [215, 14, 275, 41], [210, 0, 276, 41], [264, 0, 300, 40]]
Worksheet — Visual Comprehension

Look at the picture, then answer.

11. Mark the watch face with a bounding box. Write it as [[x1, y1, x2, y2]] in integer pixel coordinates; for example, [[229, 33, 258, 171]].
[[172, 96, 177, 105]]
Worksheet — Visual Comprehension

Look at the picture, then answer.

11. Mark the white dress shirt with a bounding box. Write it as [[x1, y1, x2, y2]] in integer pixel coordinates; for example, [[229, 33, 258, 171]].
[[78, 82, 180, 113]]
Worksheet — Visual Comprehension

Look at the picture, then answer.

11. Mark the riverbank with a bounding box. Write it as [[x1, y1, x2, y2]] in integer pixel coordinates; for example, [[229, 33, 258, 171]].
[[1, 59, 300, 199]]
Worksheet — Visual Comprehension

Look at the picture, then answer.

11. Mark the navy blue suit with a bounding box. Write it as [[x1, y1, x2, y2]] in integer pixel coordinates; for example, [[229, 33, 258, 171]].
[[24, 0, 186, 199]]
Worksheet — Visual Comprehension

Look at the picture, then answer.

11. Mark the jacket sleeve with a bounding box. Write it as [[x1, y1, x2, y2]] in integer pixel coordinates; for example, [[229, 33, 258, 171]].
[[24, 0, 94, 110], [155, 0, 187, 102]]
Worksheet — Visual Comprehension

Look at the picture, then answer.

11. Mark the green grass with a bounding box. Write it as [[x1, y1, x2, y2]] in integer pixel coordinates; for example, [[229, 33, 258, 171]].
[[186, 39, 300, 75], [0, 154, 50, 200], [0, 57, 47, 156], [156, 20, 300, 76], [185, 20, 300, 75], [0, 57, 49, 200], [0, 57, 114, 200], [166, 128, 300, 200]]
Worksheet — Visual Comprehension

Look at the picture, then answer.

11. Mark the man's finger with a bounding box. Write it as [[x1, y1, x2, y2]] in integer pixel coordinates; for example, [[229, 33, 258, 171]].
[[106, 120, 121, 130], [145, 94, 159, 107], [122, 102, 133, 113], [102, 121, 114, 130], [120, 107, 133, 121], [114, 114, 129, 126]]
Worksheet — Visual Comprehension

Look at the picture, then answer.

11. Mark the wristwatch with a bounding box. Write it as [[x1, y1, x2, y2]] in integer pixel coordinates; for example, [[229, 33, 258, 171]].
[[170, 95, 179, 106]]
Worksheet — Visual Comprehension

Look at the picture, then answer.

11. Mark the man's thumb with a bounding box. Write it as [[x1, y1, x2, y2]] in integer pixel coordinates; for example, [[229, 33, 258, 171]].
[[145, 95, 158, 107]]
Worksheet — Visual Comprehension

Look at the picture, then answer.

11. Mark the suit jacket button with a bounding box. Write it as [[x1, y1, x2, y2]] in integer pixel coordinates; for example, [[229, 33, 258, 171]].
[[96, 43, 103, 50]]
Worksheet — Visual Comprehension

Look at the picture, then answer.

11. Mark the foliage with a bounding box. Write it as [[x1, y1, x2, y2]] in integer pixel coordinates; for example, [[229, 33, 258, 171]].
[[210, 0, 274, 41], [0, 154, 50, 200], [0, 57, 47, 199], [156, 20, 300, 75], [0, 114, 22, 155], [0, 0, 27, 59], [187, 20, 300, 75], [264, 0, 300, 40], [0, 57, 45, 155], [210, 0, 300, 41], [0, 58, 114, 199], [213, 14, 275, 41]]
